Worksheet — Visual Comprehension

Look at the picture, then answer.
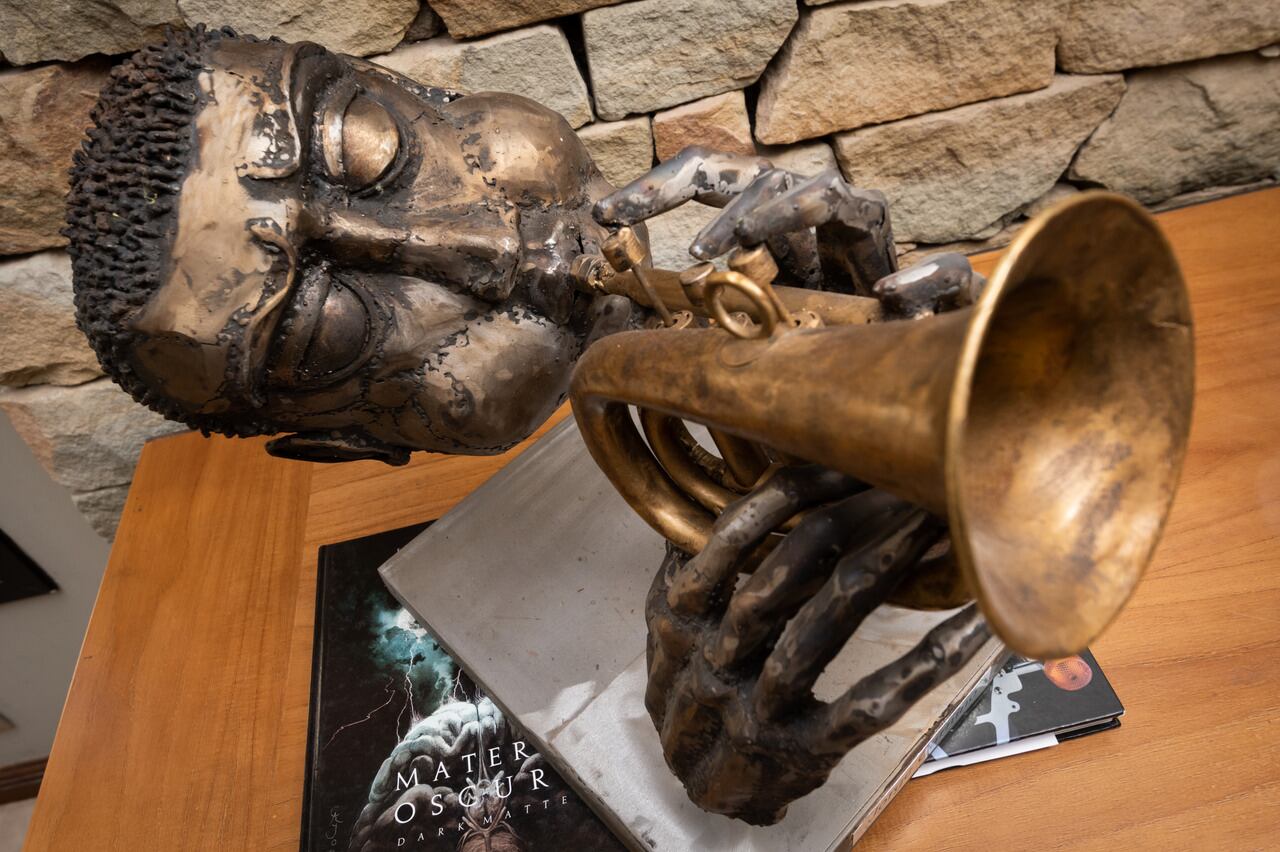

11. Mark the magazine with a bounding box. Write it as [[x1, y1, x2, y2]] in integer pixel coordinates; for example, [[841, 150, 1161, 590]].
[[302, 523, 626, 852], [916, 649, 1123, 777]]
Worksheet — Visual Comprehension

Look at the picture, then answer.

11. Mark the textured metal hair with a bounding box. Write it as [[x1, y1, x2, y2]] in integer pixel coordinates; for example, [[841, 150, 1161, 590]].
[[63, 25, 271, 437]]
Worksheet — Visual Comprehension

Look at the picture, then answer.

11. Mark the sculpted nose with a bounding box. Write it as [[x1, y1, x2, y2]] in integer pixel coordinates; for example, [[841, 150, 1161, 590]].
[[315, 207, 522, 303]]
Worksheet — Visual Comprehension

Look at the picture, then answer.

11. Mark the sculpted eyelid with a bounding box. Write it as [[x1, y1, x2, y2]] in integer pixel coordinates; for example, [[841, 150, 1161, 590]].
[[288, 49, 349, 165], [314, 81, 403, 192], [317, 80, 358, 182], [340, 94, 402, 190]]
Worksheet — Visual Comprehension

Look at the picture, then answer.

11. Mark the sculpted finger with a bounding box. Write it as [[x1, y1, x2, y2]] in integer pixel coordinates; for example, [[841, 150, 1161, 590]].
[[707, 489, 905, 668], [690, 168, 796, 261], [645, 547, 696, 722], [816, 604, 990, 753], [656, 656, 734, 783], [582, 294, 639, 349], [731, 170, 895, 293], [593, 146, 773, 226], [735, 170, 889, 246], [873, 252, 985, 318], [888, 542, 973, 610], [753, 508, 945, 720], [667, 464, 862, 617], [767, 227, 824, 291]]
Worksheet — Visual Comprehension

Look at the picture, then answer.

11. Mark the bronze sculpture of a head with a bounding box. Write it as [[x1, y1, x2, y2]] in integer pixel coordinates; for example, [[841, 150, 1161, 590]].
[[66, 26, 627, 464]]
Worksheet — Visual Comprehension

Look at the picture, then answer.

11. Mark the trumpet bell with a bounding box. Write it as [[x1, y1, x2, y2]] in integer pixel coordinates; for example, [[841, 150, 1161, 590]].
[[571, 192, 1194, 660], [947, 192, 1193, 658]]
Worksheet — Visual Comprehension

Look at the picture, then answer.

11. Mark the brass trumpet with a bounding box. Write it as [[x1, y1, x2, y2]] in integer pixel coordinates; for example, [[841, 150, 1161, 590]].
[[571, 192, 1194, 660]]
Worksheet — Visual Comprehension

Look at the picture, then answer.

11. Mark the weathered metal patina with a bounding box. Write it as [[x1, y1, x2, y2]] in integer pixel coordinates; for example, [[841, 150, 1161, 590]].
[[66, 26, 629, 463], [66, 27, 1192, 830]]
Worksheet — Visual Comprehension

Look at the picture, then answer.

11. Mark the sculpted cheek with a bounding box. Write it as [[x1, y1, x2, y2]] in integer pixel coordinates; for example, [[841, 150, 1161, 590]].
[[364, 374, 416, 410], [404, 310, 578, 452], [441, 378, 478, 433]]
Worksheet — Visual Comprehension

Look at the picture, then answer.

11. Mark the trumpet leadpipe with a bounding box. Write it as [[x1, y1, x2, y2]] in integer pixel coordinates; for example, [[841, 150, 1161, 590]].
[[574, 257, 884, 327]]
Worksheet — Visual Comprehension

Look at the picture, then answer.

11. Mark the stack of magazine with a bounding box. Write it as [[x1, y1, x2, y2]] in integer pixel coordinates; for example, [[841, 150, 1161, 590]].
[[302, 523, 1123, 852]]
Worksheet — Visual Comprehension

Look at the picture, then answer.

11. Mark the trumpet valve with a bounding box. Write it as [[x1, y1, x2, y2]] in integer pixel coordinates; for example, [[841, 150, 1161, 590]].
[[679, 262, 715, 308], [603, 226, 648, 273], [728, 244, 779, 289]]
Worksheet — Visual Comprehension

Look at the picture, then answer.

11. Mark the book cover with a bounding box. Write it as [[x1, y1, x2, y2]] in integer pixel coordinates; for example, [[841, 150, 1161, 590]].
[[920, 649, 1123, 773], [302, 523, 626, 852]]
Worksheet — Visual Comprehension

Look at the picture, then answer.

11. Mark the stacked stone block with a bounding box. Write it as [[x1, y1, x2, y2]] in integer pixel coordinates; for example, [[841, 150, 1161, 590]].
[[0, 0, 1276, 537]]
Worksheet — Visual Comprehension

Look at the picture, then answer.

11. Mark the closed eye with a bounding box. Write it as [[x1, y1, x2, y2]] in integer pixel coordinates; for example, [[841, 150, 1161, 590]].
[[267, 266, 379, 390], [319, 86, 402, 192]]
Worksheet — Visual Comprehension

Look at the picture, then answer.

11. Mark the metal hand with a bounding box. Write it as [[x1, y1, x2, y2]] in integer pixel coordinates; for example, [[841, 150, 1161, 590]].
[[645, 464, 990, 825], [593, 145, 984, 310], [595, 146, 895, 291], [594, 146, 824, 290]]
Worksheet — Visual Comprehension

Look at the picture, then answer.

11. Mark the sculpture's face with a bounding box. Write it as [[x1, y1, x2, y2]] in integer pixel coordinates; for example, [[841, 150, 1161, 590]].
[[125, 38, 617, 459]]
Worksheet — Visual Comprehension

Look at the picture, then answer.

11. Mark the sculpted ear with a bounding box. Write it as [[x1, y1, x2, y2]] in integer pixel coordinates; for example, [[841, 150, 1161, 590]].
[[265, 431, 410, 465]]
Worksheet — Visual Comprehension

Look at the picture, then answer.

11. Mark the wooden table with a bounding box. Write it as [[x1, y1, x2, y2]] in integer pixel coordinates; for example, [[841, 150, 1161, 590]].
[[23, 190, 1280, 850]]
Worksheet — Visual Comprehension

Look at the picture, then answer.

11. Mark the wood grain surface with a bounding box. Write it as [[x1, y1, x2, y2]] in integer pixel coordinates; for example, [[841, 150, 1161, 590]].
[[23, 433, 312, 850], [856, 189, 1280, 852], [23, 189, 1280, 850]]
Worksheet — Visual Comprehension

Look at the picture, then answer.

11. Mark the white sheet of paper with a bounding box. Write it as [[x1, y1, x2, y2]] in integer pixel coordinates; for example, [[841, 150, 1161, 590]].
[[913, 733, 1060, 778]]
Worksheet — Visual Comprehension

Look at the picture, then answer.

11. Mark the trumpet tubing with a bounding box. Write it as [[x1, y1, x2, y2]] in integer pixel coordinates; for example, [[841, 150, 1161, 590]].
[[600, 264, 885, 327], [571, 193, 1195, 660]]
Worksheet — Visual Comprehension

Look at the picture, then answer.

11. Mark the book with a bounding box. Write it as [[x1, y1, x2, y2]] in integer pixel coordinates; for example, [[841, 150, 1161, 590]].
[[302, 522, 626, 852], [380, 419, 1006, 851], [915, 649, 1123, 777]]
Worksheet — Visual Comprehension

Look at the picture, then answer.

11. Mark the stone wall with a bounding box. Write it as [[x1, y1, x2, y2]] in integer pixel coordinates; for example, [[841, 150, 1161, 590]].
[[1, 0, 1277, 538]]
